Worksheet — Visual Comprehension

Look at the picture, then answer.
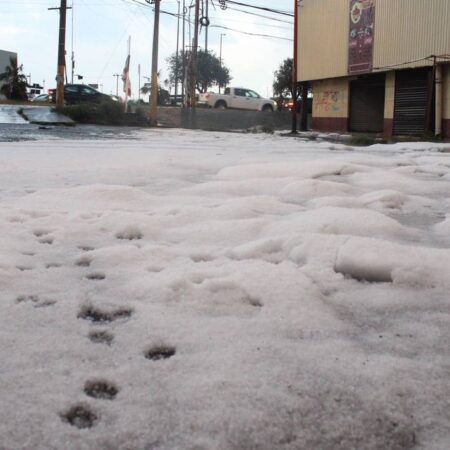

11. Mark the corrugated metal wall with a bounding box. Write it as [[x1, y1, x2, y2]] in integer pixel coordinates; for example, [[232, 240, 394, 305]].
[[297, 0, 348, 82], [298, 0, 450, 81], [374, 0, 450, 71]]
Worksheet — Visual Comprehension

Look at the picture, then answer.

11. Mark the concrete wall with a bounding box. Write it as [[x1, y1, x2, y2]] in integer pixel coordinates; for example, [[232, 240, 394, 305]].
[[311, 78, 349, 132], [157, 107, 296, 132]]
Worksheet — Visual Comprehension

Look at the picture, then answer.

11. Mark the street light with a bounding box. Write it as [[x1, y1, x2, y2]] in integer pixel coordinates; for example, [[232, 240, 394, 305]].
[[219, 33, 226, 64], [113, 73, 120, 96], [219, 33, 226, 93]]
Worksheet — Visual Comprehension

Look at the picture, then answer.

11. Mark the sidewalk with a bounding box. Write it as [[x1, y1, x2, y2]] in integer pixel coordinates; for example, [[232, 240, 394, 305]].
[[0, 104, 74, 126], [0, 105, 28, 124]]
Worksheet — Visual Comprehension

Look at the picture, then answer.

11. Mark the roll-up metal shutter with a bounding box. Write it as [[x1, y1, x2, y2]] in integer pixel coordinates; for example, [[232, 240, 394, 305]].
[[349, 74, 386, 133], [394, 68, 431, 136]]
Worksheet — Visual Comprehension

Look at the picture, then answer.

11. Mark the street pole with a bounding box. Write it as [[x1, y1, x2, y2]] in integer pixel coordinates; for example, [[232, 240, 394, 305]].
[[291, 0, 299, 133], [138, 64, 141, 101], [174, 0, 180, 105], [205, 0, 209, 53], [181, 0, 186, 104], [150, 0, 161, 125], [187, 0, 200, 108], [219, 33, 225, 94], [52, 0, 68, 108], [113, 74, 120, 96], [71, 0, 75, 84]]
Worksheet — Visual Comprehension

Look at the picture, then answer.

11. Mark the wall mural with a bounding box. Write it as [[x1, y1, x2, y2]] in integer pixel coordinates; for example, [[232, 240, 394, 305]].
[[315, 90, 342, 114], [348, 0, 376, 74]]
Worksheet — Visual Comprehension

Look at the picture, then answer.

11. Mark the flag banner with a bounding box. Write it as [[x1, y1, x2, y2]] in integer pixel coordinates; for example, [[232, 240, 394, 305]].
[[348, 0, 376, 75], [122, 54, 132, 97]]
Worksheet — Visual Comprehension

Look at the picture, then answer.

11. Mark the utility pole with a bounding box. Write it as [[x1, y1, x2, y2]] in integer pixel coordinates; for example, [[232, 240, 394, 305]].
[[71, 0, 75, 83], [219, 33, 226, 93], [205, 0, 209, 52], [181, 0, 186, 104], [174, 0, 180, 105], [49, 0, 71, 108], [187, 0, 200, 108], [113, 74, 120, 96], [138, 64, 141, 101], [150, 0, 161, 125], [291, 0, 299, 133]]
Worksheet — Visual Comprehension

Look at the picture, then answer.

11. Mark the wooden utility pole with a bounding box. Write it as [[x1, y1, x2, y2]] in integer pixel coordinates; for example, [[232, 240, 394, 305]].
[[49, 0, 70, 108], [150, 0, 161, 126], [187, 0, 200, 108]]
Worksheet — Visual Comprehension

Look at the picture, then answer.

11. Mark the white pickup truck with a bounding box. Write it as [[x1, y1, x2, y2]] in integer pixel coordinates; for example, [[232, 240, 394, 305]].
[[199, 87, 277, 112]]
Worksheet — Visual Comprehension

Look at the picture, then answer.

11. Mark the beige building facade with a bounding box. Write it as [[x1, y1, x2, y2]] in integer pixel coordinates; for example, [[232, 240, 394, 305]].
[[297, 0, 450, 138]]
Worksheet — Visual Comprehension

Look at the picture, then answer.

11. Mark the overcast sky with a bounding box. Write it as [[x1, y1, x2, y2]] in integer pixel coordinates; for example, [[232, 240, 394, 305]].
[[2, 0, 294, 98]]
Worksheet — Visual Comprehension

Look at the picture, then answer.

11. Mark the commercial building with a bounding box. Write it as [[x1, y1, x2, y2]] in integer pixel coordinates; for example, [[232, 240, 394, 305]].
[[297, 0, 450, 138]]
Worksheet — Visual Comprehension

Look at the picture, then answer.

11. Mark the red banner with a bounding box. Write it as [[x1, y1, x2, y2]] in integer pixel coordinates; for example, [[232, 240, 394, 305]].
[[348, 0, 376, 75]]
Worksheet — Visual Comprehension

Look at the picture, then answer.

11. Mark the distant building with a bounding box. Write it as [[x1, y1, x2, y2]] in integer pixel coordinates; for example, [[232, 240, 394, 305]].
[[27, 83, 44, 98], [297, 0, 450, 138], [0, 49, 18, 95]]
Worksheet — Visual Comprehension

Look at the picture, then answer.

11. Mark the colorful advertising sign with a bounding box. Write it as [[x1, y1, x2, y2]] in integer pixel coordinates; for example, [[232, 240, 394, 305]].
[[348, 0, 376, 75]]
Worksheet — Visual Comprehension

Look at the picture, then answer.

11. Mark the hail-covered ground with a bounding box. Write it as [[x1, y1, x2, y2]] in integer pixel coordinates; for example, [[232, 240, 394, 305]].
[[1, 129, 449, 450]]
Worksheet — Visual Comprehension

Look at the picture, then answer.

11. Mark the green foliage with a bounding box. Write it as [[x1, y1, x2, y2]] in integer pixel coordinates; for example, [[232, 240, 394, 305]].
[[57, 100, 127, 125], [0, 57, 28, 100], [166, 50, 231, 93], [141, 83, 170, 105], [273, 58, 294, 100], [348, 134, 377, 147]]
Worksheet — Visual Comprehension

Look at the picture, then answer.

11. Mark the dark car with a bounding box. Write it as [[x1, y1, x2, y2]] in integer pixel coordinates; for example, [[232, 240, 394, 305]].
[[49, 84, 117, 105]]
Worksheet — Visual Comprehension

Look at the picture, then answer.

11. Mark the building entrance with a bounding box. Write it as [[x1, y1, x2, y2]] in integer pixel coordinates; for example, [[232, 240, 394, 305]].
[[394, 68, 432, 136], [349, 74, 386, 133]]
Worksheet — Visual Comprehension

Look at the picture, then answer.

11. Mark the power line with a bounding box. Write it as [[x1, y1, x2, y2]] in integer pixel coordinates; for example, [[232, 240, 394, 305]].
[[209, 24, 293, 42], [221, 1, 293, 17], [122, 0, 292, 42], [224, 6, 293, 25]]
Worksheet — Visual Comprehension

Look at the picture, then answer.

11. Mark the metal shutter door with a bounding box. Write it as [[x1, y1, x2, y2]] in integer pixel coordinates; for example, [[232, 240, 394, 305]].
[[394, 69, 430, 136], [349, 74, 385, 133]]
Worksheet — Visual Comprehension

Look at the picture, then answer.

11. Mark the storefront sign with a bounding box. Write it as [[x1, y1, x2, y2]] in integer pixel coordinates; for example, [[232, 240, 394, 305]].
[[348, 0, 376, 74]]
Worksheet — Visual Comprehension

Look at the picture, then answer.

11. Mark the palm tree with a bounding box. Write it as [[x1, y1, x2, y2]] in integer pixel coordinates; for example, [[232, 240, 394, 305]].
[[0, 56, 28, 100], [141, 72, 170, 105]]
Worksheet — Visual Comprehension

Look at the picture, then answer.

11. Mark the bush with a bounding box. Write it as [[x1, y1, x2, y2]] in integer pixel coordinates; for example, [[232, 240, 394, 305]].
[[348, 134, 377, 147], [56, 100, 127, 125]]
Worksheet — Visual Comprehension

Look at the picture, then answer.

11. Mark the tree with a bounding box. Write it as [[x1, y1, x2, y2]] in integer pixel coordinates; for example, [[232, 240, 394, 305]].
[[141, 83, 170, 105], [273, 58, 295, 101], [0, 56, 28, 100], [166, 50, 231, 93]]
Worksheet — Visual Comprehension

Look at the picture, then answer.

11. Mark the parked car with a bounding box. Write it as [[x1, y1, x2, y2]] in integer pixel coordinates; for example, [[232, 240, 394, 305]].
[[48, 84, 118, 105], [198, 87, 277, 112], [31, 94, 49, 102]]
